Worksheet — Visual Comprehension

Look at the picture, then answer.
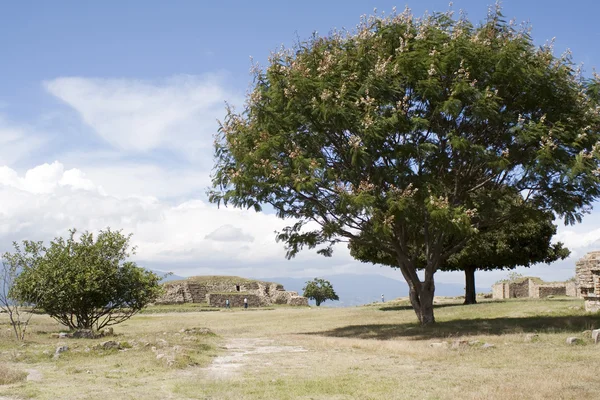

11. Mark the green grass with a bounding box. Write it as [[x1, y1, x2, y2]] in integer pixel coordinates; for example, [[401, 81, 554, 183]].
[[1, 297, 600, 399]]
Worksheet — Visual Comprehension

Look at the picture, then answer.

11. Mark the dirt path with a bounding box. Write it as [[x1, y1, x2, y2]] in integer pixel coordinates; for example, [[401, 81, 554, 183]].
[[204, 338, 307, 379]]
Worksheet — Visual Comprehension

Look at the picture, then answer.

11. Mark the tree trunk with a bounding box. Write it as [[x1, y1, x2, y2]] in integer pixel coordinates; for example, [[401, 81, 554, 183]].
[[464, 265, 477, 305], [408, 282, 435, 325]]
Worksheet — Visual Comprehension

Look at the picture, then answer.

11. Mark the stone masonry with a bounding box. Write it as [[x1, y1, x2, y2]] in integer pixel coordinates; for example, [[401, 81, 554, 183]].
[[575, 251, 600, 312], [492, 277, 576, 300], [157, 276, 309, 307]]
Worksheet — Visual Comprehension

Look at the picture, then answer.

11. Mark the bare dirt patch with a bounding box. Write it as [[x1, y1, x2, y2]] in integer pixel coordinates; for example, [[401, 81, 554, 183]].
[[204, 338, 307, 379]]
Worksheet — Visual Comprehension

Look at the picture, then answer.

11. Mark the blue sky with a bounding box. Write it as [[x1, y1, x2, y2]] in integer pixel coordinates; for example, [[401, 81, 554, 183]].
[[1, 0, 599, 288]]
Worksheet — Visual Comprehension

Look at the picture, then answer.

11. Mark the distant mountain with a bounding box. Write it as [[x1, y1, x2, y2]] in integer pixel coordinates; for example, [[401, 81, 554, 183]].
[[255, 274, 487, 307], [148, 269, 185, 282]]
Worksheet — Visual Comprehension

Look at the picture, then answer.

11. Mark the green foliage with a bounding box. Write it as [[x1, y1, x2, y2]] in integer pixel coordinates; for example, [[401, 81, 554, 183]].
[[210, 6, 600, 324], [1, 241, 43, 340], [302, 278, 339, 306], [11, 228, 162, 331]]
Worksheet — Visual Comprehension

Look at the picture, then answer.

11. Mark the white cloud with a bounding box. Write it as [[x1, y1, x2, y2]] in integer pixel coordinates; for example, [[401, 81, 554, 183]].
[[205, 224, 254, 242], [44, 74, 241, 158], [0, 116, 46, 167], [0, 162, 332, 276]]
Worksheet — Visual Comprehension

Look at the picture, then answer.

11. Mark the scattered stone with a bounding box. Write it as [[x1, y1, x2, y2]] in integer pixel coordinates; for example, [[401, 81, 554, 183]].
[[481, 343, 495, 349], [53, 345, 69, 359], [566, 337, 582, 345], [95, 340, 120, 350], [156, 353, 165, 360], [25, 369, 43, 382], [72, 329, 96, 339], [102, 327, 114, 336], [58, 332, 70, 339], [592, 329, 600, 344], [180, 327, 214, 335], [429, 342, 448, 348], [451, 340, 469, 349], [524, 333, 539, 342]]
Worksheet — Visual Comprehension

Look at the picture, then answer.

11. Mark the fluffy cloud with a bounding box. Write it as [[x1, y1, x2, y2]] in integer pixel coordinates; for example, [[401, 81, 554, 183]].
[[44, 74, 240, 159], [0, 162, 354, 277]]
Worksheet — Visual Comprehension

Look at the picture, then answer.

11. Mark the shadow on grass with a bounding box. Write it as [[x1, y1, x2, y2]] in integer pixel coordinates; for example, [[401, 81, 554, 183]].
[[305, 315, 600, 340], [379, 303, 472, 311]]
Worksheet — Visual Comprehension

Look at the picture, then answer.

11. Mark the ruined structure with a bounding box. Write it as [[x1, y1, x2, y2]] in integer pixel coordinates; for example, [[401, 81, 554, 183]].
[[156, 276, 309, 307], [492, 277, 576, 300], [575, 251, 600, 312]]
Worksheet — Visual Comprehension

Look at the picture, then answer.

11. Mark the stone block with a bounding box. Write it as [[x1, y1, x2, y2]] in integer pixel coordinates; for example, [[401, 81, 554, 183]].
[[592, 329, 600, 344]]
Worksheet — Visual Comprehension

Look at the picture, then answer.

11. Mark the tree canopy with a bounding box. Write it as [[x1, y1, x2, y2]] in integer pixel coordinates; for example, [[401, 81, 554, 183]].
[[302, 278, 340, 306], [350, 207, 570, 304], [11, 229, 162, 331], [210, 6, 600, 324]]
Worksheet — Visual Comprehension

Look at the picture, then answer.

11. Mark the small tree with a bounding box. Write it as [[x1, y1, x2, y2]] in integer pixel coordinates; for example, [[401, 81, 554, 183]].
[[11, 229, 162, 331], [350, 206, 570, 304], [0, 241, 43, 341], [443, 210, 570, 304], [302, 278, 339, 306]]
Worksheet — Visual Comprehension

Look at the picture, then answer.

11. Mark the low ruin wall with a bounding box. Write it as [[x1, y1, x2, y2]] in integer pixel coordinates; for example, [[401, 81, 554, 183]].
[[492, 278, 575, 300], [288, 296, 309, 306], [509, 280, 530, 298], [535, 286, 566, 298], [207, 293, 261, 308], [157, 277, 308, 307]]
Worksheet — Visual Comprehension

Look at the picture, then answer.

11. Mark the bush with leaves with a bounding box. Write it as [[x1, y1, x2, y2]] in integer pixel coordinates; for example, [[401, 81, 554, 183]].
[[11, 229, 162, 331], [0, 241, 43, 341], [302, 278, 339, 306]]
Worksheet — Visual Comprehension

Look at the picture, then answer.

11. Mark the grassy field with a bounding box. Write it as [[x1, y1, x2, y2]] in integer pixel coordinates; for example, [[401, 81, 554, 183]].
[[1, 297, 600, 399]]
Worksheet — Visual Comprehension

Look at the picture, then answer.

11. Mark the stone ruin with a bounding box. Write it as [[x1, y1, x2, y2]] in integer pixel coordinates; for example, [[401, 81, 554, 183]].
[[156, 276, 309, 307], [575, 251, 600, 312], [492, 277, 577, 300]]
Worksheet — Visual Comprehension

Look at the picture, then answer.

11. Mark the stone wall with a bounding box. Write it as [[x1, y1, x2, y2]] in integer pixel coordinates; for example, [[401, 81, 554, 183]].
[[288, 296, 309, 306], [206, 293, 261, 307], [535, 286, 567, 298], [157, 276, 308, 307], [492, 278, 575, 300], [492, 283, 507, 299], [576, 251, 600, 297], [509, 279, 531, 298]]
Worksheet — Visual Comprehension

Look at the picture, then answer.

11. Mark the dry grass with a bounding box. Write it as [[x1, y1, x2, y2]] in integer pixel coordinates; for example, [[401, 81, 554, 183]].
[[1, 298, 599, 399], [0, 365, 27, 385]]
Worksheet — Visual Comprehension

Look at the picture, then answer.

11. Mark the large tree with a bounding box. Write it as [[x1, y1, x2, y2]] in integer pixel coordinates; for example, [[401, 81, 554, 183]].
[[210, 7, 600, 324], [350, 207, 570, 304], [11, 229, 162, 331]]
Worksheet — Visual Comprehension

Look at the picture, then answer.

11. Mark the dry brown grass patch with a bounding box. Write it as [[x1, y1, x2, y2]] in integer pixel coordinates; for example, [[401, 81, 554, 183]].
[[0, 365, 27, 385]]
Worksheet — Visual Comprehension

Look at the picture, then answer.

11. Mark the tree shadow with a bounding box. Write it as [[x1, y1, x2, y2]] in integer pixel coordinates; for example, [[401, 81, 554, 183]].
[[305, 315, 600, 340], [379, 303, 471, 311]]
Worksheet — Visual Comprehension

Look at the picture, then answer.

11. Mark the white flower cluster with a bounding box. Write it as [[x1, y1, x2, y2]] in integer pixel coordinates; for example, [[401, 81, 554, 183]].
[[348, 134, 363, 148], [390, 183, 419, 199], [429, 195, 449, 209]]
